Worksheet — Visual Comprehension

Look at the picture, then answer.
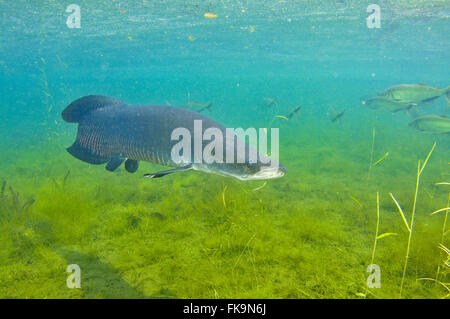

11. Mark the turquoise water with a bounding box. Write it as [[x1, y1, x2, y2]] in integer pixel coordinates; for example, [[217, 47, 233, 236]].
[[0, 1, 449, 299]]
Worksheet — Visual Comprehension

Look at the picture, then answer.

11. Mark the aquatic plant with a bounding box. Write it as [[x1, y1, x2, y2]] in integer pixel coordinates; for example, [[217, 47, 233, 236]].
[[367, 127, 376, 181], [389, 141, 436, 297], [429, 188, 449, 296], [0, 181, 35, 222], [1, 130, 448, 299], [370, 192, 397, 266], [418, 244, 450, 299], [362, 192, 398, 298]]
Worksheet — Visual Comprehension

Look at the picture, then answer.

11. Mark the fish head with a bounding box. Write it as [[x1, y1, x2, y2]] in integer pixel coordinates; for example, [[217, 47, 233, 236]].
[[194, 127, 287, 181], [198, 151, 286, 181], [227, 139, 286, 181]]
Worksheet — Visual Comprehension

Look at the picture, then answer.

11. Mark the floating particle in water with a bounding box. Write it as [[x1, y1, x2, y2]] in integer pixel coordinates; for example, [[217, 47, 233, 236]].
[[119, 10, 127, 13], [249, 26, 255, 33], [287, 18, 292, 23], [371, 73, 376, 77], [188, 35, 196, 41], [204, 12, 218, 19], [127, 35, 133, 40]]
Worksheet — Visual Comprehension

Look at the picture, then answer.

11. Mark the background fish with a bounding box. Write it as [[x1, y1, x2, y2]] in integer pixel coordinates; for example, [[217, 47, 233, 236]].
[[408, 115, 450, 134], [330, 110, 345, 123], [380, 83, 450, 105], [261, 97, 277, 108]]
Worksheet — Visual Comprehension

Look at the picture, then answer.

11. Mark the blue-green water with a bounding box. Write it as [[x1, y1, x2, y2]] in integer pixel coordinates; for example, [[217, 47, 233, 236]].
[[0, 1, 449, 299]]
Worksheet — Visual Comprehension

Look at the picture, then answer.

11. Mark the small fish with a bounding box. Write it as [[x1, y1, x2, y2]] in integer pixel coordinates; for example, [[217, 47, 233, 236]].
[[286, 105, 302, 119], [408, 115, 450, 134], [274, 115, 289, 120], [261, 97, 277, 108], [363, 96, 415, 113], [330, 110, 345, 123], [181, 101, 213, 113], [379, 83, 450, 105]]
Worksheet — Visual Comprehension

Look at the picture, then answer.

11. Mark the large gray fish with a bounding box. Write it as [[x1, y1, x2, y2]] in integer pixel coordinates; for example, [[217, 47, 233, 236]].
[[408, 115, 450, 134], [62, 96, 286, 180], [379, 83, 450, 105]]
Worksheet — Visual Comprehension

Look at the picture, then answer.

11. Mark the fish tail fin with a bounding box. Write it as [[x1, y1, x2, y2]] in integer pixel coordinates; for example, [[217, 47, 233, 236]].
[[67, 140, 109, 165], [62, 95, 125, 123], [445, 87, 450, 105], [66, 121, 111, 165], [206, 101, 213, 112]]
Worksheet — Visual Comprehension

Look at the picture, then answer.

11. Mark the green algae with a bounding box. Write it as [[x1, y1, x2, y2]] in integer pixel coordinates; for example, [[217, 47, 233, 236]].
[[0, 125, 448, 299]]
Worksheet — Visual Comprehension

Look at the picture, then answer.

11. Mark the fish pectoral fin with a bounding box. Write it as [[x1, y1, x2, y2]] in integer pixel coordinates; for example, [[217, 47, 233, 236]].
[[125, 159, 139, 173], [143, 164, 193, 179], [106, 156, 125, 172]]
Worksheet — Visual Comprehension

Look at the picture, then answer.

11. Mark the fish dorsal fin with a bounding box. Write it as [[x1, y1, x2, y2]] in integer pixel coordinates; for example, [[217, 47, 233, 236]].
[[62, 95, 125, 123]]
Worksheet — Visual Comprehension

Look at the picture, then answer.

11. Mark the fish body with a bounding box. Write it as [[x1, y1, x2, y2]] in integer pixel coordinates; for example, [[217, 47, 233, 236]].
[[380, 83, 450, 105], [330, 110, 345, 123], [62, 96, 286, 181], [287, 105, 302, 119], [363, 96, 414, 113], [261, 98, 277, 108], [408, 115, 450, 134]]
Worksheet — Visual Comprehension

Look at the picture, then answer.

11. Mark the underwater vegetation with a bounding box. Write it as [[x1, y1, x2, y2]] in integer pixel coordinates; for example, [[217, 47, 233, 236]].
[[0, 123, 448, 299]]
